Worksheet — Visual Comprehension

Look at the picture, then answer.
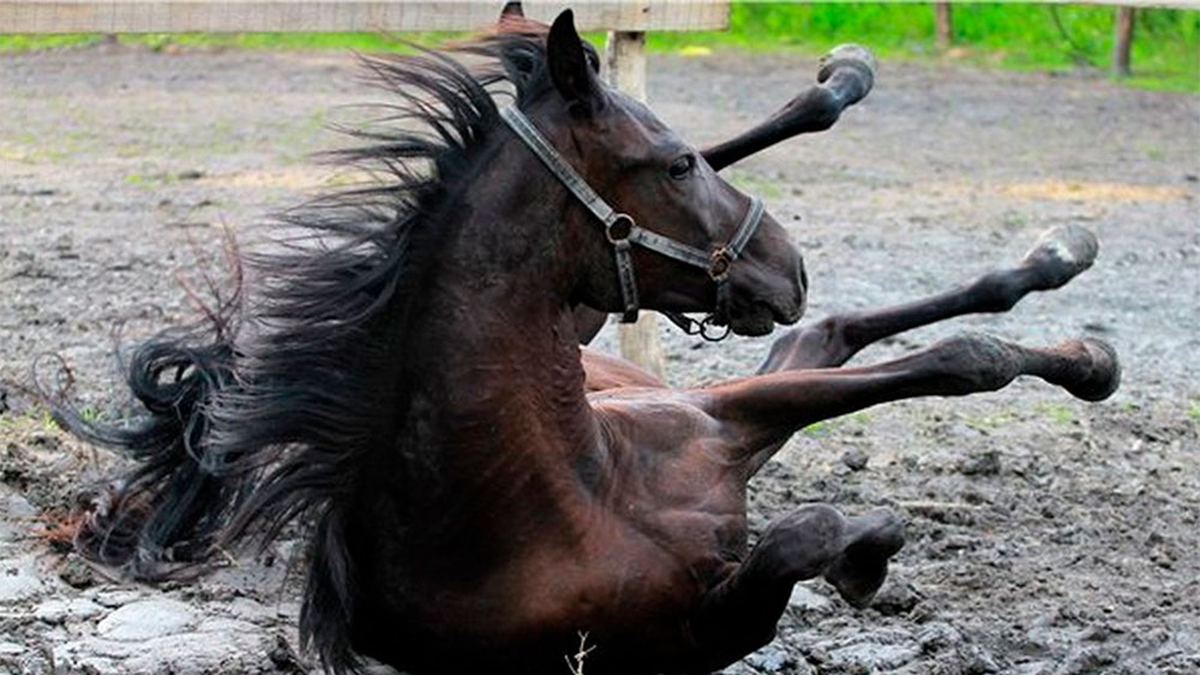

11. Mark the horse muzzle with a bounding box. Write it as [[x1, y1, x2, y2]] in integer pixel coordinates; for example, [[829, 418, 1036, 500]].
[[726, 250, 807, 337]]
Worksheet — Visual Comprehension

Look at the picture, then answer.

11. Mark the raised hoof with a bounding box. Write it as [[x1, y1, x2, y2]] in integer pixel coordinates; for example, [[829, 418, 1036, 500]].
[[1065, 338, 1121, 402], [824, 508, 905, 608], [817, 44, 876, 102], [1023, 224, 1099, 290]]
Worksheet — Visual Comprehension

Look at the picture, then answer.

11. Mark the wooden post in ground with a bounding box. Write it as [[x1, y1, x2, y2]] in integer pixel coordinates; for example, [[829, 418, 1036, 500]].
[[1113, 7, 1136, 77], [605, 30, 667, 380], [935, 3, 953, 50]]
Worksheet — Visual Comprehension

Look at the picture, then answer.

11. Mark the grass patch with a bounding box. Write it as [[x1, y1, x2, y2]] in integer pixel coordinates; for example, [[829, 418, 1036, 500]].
[[725, 169, 785, 199], [800, 410, 871, 437], [1, 4, 1195, 93], [963, 409, 1021, 432], [801, 420, 831, 437], [650, 3, 1199, 93], [1035, 401, 1076, 425]]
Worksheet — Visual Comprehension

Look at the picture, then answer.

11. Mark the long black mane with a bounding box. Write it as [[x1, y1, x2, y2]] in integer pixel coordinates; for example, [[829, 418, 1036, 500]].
[[57, 30, 559, 674]]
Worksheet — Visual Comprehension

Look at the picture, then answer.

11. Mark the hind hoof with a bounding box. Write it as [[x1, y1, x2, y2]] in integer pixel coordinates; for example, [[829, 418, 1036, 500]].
[[1022, 224, 1099, 290], [824, 508, 905, 608], [1065, 338, 1121, 402]]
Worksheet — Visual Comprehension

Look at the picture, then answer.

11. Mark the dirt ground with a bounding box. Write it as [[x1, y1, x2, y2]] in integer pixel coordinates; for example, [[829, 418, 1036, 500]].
[[1, 42, 1198, 675]]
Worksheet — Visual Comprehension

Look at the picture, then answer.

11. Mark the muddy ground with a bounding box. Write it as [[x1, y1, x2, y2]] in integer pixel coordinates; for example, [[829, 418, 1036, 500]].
[[1, 42, 1198, 675]]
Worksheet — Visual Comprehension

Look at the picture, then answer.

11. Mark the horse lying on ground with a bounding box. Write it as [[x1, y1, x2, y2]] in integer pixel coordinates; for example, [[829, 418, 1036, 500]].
[[57, 10, 1119, 675]]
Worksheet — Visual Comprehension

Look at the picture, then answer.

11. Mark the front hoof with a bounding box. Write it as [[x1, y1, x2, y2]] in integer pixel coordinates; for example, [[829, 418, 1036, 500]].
[[1066, 338, 1121, 402], [824, 508, 905, 608], [817, 44, 876, 100], [1023, 224, 1099, 290]]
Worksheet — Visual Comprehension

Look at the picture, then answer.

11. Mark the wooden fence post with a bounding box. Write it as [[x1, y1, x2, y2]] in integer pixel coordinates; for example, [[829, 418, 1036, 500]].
[[935, 2, 953, 50], [605, 30, 667, 381], [1113, 7, 1135, 77]]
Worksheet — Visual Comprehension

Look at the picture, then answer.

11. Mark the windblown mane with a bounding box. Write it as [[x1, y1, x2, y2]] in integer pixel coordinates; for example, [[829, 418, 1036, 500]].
[[57, 29, 562, 674]]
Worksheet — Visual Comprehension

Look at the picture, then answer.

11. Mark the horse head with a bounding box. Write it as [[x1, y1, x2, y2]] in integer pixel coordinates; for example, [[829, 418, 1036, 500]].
[[517, 11, 807, 337]]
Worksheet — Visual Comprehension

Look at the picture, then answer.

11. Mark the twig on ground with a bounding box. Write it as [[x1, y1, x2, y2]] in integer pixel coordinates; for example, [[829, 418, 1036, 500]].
[[564, 631, 595, 675]]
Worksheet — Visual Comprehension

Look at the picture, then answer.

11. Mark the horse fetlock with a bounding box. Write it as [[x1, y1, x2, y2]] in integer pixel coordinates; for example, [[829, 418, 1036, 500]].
[[968, 275, 1015, 314], [931, 333, 1021, 393], [755, 504, 848, 582]]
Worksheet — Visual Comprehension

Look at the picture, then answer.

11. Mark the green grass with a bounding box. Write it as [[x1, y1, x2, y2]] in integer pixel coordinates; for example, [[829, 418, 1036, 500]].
[[1035, 401, 1076, 425], [1, 3, 1196, 93]]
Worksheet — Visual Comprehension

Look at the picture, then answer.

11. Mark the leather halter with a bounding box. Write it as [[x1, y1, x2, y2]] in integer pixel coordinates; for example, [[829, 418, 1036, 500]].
[[499, 106, 765, 341]]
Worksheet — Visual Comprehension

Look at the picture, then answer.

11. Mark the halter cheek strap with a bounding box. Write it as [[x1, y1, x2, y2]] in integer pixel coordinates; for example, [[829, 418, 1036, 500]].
[[499, 105, 764, 334]]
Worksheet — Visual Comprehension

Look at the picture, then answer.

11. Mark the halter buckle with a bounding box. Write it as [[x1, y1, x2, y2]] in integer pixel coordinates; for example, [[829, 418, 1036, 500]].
[[708, 247, 732, 281]]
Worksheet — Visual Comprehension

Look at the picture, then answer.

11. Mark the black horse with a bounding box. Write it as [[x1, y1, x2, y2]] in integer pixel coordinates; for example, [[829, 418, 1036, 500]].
[[58, 10, 1118, 675]]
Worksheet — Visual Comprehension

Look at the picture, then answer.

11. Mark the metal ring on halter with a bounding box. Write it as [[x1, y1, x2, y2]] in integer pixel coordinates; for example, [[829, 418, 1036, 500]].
[[605, 213, 635, 245], [699, 316, 731, 342]]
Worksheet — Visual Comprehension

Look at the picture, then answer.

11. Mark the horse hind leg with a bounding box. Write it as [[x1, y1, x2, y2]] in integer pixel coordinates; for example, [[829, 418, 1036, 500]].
[[682, 505, 904, 673], [760, 223, 1100, 373]]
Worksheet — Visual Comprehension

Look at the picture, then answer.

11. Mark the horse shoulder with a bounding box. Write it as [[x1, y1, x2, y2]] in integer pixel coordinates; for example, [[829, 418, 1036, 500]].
[[586, 386, 752, 583]]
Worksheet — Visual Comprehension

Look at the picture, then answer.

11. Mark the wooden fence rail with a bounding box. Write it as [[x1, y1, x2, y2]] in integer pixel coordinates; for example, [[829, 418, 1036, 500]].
[[0, 1, 728, 33]]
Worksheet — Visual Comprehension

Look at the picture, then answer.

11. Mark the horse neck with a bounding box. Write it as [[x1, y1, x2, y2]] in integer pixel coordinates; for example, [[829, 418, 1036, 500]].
[[385, 141, 602, 534]]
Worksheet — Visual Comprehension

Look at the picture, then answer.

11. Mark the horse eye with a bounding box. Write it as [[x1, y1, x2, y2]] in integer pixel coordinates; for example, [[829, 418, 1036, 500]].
[[668, 154, 695, 180]]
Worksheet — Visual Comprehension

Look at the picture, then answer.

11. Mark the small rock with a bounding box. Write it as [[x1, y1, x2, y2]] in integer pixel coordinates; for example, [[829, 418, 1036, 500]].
[[57, 554, 96, 589], [267, 633, 303, 672], [88, 588, 146, 608], [828, 642, 920, 671], [788, 584, 833, 613], [841, 448, 869, 472], [96, 598, 197, 641], [958, 449, 1001, 476], [744, 645, 794, 672], [0, 555, 45, 603], [917, 621, 962, 653], [35, 597, 105, 624], [1078, 623, 1115, 643], [871, 578, 922, 616], [961, 644, 1001, 674], [1054, 644, 1118, 675]]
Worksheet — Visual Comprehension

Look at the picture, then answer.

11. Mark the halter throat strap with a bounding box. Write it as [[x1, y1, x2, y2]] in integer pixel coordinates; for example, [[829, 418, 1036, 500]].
[[499, 105, 764, 328]]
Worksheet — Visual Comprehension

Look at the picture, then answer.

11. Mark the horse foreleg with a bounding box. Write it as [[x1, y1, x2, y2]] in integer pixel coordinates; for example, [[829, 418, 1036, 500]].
[[759, 224, 1099, 373], [682, 504, 903, 673], [701, 45, 876, 172], [704, 332, 1118, 461]]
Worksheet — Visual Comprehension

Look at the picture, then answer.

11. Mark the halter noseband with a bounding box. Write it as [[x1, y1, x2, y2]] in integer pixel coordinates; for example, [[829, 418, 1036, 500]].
[[499, 106, 765, 341]]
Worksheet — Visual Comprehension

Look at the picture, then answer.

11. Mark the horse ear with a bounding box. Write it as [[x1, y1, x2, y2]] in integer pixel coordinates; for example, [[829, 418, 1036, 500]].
[[500, 2, 524, 18], [547, 10, 601, 111]]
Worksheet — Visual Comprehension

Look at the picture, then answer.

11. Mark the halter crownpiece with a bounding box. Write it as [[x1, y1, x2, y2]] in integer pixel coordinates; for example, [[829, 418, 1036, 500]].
[[499, 105, 765, 339]]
